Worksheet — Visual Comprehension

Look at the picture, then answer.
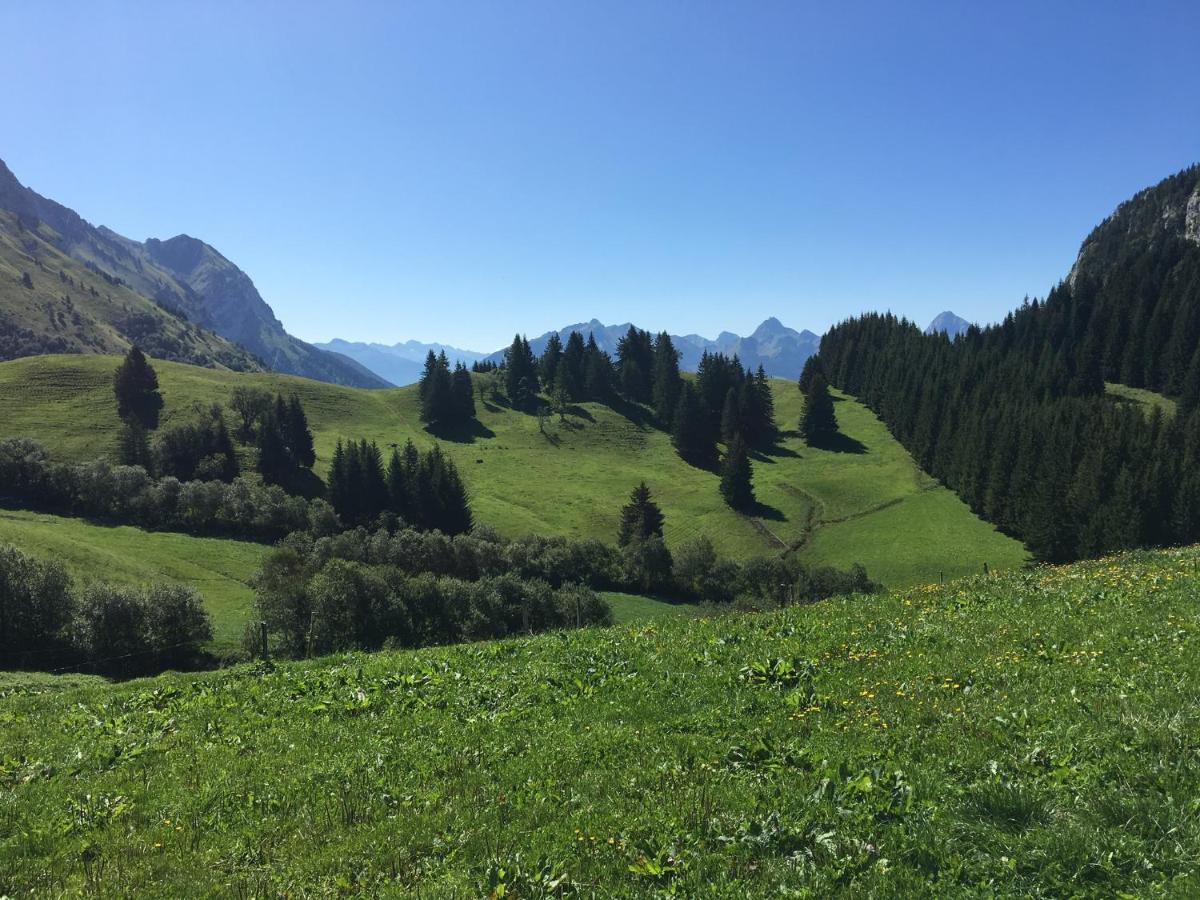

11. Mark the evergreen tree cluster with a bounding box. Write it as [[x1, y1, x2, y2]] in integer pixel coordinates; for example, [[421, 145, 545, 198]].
[[328, 438, 472, 535], [820, 310, 1200, 562], [470, 359, 499, 373], [418, 351, 476, 428], [155, 404, 239, 483], [672, 351, 775, 469], [815, 167, 1200, 562], [256, 393, 317, 488]]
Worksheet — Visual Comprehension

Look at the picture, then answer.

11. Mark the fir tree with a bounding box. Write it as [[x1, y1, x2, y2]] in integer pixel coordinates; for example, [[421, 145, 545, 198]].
[[800, 374, 838, 445], [719, 434, 755, 510], [651, 332, 683, 427], [540, 333, 564, 387], [672, 383, 717, 467], [117, 419, 153, 470], [561, 331, 586, 400], [617, 482, 665, 547], [113, 346, 163, 428], [720, 387, 741, 443]]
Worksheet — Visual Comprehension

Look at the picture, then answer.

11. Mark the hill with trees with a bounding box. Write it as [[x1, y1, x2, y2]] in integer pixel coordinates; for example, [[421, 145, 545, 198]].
[[818, 164, 1200, 562], [0, 353, 1026, 588]]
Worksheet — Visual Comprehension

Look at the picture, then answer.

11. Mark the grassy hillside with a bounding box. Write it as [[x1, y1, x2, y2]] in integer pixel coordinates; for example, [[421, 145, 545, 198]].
[[0, 354, 1027, 587], [3, 547, 1197, 896], [0, 210, 259, 371], [0, 509, 264, 650]]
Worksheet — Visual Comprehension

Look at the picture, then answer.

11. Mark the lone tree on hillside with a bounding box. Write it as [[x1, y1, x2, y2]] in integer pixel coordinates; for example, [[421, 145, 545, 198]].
[[617, 482, 665, 547], [719, 434, 755, 511], [800, 373, 838, 445], [113, 346, 163, 429]]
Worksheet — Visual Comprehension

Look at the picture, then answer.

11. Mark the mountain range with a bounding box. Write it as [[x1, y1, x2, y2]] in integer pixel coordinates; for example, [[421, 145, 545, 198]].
[[0, 158, 388, 388], [312, 339, 487, 387]]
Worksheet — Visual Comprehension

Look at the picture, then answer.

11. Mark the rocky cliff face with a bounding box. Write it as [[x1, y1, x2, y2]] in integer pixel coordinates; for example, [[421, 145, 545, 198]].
[[0, 159, 389, 387], [1070, 164, 1200, 287]]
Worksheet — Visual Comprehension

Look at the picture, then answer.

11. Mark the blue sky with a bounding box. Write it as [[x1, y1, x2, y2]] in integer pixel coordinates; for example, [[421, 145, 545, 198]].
[[2, 1, 1197, 350]]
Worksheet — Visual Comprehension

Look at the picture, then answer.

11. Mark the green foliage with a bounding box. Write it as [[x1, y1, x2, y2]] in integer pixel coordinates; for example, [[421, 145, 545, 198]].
[[617, 482, 665, 547], [719, 434, 755, 510], [800, 373, 838, 445], [112, 346, 162, 429], [0, 354, 1028, 587], [4, 547, 1200, 895]]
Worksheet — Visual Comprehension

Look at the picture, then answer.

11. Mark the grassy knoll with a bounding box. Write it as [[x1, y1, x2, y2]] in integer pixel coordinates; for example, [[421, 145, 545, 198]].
[[1106, 381, 1177, 417], [0, 509, 263, 651], [3, 547, 1199, 895], [0, 354, 1026, 588]]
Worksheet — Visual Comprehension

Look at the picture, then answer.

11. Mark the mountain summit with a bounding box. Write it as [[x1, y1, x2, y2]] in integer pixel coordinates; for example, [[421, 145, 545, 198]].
[[0, 159, 388, 387], [924, 311, 971, 338]]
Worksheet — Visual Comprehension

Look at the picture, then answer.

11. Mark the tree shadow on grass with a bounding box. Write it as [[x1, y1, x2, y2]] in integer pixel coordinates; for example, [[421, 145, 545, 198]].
[[806, 431, 867, 454], [424, 418, 497, 444], [750, 500, 786, 522], [750, 432, 802, 463]]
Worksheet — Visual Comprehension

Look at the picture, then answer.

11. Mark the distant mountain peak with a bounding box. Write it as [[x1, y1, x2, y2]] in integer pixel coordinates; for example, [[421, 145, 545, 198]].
[[925, 311, 971, 338]]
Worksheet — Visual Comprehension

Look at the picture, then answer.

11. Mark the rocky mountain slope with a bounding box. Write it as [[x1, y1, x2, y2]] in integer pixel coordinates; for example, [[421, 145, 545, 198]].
[[0, 159, 388, 387]]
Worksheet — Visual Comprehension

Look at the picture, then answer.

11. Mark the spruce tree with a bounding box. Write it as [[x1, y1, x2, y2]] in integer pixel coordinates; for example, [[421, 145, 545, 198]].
[[286, 394, 316, 468], [800, 374, 838, 445], [617, 482, 665, 546], [561, 331, 586, 400], [651, 332, 683, 427], [113, 346, 163, 428], [540, 333, 563, 387], [451, 363, 476, 423], [720, 387, 741, 443], [672, 383, 717, 467], [719, 434, 755, 511]]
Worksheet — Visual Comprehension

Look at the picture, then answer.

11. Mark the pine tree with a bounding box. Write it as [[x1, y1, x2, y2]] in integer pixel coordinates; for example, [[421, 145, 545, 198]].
[[540, 333, 563, 387], [798, 355, 825, 395], [800, 374, 838, 445], [651, 332, 683, 427], [720, 387, 741, 443], [451, 363, 476, 424], [672, 383, 717, 467], [286, 394, 316, 468], [719, 434, 755, 510], [583, 333, 613, 402], [617, 482, 665, 546], [561, 331, 586, 400], [113, 346, 163, 428], [328, 440, 348, 515]]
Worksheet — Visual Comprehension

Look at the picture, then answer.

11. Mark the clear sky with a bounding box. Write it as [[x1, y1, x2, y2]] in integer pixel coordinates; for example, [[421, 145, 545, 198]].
[[2, 1, 1197, 350]]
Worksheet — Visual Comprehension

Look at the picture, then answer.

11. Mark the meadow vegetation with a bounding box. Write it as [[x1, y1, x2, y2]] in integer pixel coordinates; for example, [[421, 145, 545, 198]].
[[2, 547, 1196, 895]]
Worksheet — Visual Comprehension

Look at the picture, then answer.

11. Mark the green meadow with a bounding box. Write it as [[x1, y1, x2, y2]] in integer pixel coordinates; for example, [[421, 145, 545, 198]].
[[2, 546, 1197, 896], [0, 354, 1027, 588]]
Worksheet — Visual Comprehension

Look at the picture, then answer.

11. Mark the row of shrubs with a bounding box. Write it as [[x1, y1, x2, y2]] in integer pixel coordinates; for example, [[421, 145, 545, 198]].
[[254, 557, 611, 659], [0, 438, 334, 542], [0, 543, 212, 676], [264, 525, 881, 609]]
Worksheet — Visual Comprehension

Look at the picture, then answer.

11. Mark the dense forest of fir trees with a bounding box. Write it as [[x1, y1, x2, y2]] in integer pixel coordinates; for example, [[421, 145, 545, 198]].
[[817, 166, 1200, 562]]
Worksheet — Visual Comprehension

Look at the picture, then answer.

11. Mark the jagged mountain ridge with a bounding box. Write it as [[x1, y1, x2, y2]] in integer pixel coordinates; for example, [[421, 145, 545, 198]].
[[0, 159, 388, 387], [478, 316, 820, 379]]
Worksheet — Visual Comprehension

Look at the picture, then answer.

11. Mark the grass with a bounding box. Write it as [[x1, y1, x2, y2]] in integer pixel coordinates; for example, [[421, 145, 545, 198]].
[[2, 546, 1198, 896], [601, 591, 703, 624], [1106, 381, 1178, 417], [0, 508, 264, 651], [0, 354, 1027, 588]]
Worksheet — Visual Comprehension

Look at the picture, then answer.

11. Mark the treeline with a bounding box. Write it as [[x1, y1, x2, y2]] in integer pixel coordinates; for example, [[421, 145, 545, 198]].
[[417, 351, 476, 429], [253, 520, 879, 657], [328, 439, 472, 534], [0, 542, 212, 676], [820, 311, 1200, 561], [0, 438, 330, 542]]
